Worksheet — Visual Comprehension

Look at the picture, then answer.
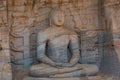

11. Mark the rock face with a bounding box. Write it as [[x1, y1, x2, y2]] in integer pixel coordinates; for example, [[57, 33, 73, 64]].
[[8, 0, 100, 69], [23, 76, 104, 80], [0, 0, 119, 80], [0, 27, 12, 80], [100, 0, 120, 80], [22, 8, 99, 79]]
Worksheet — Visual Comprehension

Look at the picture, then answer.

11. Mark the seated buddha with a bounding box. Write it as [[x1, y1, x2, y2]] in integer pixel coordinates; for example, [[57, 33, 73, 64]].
[[28, 8, 99, 78]]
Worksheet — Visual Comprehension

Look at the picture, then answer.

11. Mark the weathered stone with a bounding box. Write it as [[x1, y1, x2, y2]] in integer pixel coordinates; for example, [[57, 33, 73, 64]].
[[24, 8, 99, 80], [0, 27, 12, 80], [14, 6, 25, 12], [0, 63, 12, 80], [0, 0, 119, 80], [23, 76, 103, 80]]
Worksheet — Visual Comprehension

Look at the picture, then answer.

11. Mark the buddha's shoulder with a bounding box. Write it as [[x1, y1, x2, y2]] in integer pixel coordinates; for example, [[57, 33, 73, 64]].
[[37, 28, 52, 42], [62, 28, 79, 40], [38, 27, 77, 36], [38, 27, 52, 36], [63, 28, 77, 35]]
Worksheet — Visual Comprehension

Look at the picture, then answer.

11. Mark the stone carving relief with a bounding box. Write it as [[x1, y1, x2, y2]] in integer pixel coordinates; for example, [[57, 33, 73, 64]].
[[101, 1, 120, 79], [111, 8, 120, 33], [0, 0, 120, 80], [110, 7, 120, 62], [23, 8, 99, 80], [7, 0, 102, 80], [0, 27, 12, 80]]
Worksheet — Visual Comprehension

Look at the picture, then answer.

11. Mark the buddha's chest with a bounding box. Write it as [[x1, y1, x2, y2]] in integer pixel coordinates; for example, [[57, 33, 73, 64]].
[[47, 35, 71, 63], [48, 35, 70, 48]]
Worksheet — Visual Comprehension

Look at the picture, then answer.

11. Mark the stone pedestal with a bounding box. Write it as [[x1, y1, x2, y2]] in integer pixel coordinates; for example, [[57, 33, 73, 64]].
[[23, 76, 103, 80]]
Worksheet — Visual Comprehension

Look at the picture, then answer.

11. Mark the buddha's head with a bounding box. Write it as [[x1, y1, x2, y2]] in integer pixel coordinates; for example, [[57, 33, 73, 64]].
[[50, 8, 64, 27]]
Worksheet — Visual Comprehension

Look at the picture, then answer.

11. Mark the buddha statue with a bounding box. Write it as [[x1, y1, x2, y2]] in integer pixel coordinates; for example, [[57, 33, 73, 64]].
[[26, 8, 99, 78]]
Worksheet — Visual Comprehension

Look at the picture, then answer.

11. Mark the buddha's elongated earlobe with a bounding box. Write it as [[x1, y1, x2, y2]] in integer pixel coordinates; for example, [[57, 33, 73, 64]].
[[49, 16, 52, 27], [0, 41, 2, 51]]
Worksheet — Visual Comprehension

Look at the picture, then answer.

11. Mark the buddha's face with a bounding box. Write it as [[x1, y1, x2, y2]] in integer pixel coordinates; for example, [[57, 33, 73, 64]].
[[51, 11, 64, 26]]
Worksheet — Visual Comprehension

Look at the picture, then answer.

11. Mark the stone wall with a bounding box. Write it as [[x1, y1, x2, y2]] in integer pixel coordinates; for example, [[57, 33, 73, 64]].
[[101, 0, 120, 80], [0, 0, 113, 80], [7, 0, 99, 68], [0, 0, 120, 80], [0, 28, 12, 80], [7, 0, 102, 80], [0, 0, 12, 80]]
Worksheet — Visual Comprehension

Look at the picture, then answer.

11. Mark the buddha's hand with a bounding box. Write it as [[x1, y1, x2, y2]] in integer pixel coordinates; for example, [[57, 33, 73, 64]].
[[49, 62, 63, 68], [50, 63, 57, 67], [62, 63, 76, 67], [55, 63, 63, 69]]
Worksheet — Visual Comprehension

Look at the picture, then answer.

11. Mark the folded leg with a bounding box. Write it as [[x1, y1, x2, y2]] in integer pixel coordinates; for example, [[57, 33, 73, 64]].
[[29, 63, 81, 77], [29, 64, 99, 77], [50, 64, 99, 78]]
